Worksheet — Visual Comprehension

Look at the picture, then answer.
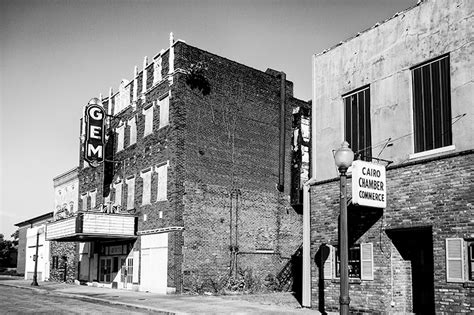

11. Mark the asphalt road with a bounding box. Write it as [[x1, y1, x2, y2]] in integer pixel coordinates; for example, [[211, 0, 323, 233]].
[[0, 285, 151, 314]]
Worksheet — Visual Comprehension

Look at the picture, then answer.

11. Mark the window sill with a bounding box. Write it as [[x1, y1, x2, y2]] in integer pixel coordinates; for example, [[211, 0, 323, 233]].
[[331, 278, 362, 284], [409, 145, 455, 160]]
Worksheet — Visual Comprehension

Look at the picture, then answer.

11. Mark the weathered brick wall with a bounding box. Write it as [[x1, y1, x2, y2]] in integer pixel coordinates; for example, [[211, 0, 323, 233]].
[[49, 241, 78, 283], [310, 151, 474, 313], [76, 41, 306, 293], [173, 43, 304, 291]]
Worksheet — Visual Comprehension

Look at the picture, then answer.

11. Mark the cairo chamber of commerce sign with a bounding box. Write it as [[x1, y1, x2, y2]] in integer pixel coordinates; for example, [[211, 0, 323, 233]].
[[84, 103, 105, 167], [352, 160, 387, 208]]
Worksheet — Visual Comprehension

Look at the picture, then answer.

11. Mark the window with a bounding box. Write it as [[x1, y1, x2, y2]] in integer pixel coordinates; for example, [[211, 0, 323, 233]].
[[114, 80, 131, 115], [127, 117, 137, 146], [335, 244, 361, 278], [116, 123, 125, 152], [159, 94, 170, 128], [343, 86, 371, 160], [153, 56, 162, 85], [125, 176, 135, 210], [142, 105, 154, 137], [140, 168, 152, 205], [412, 55, 452, 153], [155, 161, 169, 201], [80, 193, 88, 211], [324, 243, 373, 280], [445, 238, 474, 282], [468, 242, 474, 281], [89, 189, 97, 209], [113, 180, 123, 206], [52, 256, 59, 269]]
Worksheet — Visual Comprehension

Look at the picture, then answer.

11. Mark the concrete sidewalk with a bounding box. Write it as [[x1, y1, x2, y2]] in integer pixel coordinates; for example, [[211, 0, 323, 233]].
[[0, 278, 320, 314]]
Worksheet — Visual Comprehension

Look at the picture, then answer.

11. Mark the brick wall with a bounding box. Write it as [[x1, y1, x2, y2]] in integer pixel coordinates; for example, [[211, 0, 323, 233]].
[[174, 43, 304, 291], [310, 151, 474, 313]]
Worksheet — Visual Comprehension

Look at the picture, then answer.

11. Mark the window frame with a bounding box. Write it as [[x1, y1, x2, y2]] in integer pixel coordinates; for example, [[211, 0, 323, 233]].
[[411, 54, 452, 154], [342, 85, 372, 161]]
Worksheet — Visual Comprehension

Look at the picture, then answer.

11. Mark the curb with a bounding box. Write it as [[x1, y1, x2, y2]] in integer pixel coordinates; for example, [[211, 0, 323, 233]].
[[0, 282, 177, 314]]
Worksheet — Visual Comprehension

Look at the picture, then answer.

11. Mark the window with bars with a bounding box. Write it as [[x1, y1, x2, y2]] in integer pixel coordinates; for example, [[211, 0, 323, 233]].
[[343, 86, 371, 160], [412, 54, 452, 153], [335, 244, 361, 278]]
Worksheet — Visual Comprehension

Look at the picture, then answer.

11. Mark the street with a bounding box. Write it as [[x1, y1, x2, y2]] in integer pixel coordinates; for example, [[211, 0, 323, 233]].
[[0, 285, 151, 314]]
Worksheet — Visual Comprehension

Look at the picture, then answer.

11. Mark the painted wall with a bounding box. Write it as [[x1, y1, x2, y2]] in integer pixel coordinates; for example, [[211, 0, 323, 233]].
[[312, 0, 473, 181], [25, 225, 50, 281]]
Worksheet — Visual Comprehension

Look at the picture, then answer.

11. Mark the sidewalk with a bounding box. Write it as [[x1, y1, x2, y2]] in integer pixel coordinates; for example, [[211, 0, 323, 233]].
[[0, 277, 321, 314]]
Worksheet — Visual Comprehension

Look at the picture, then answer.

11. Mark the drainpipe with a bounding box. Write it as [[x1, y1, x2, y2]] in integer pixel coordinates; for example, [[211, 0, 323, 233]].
[[302, 55, 318, 308], [277, 72, 286, 192], [302, 177, 317, 308]]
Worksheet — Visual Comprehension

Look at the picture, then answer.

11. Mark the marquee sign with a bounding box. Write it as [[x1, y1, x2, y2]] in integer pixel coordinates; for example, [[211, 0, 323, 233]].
[[352, 160, 386, 208], [84, 103, 105, 167]]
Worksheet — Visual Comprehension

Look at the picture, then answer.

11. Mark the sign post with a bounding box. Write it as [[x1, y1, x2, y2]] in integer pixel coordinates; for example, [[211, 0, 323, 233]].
[[351, 160, 387, 208], [84, 99, 105, 167]]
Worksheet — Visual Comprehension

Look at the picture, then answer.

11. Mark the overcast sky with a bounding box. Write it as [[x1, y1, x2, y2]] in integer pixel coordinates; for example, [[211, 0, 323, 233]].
[[0, 0, 416, 239]]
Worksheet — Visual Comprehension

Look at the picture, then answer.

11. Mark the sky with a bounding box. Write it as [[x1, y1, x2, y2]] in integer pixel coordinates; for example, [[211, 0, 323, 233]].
[[0, 0, 416, 240]]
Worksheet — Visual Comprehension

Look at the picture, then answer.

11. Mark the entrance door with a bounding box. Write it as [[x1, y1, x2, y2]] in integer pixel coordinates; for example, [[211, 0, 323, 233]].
[[388, 227, 435, 314], [120, 257, 134, 289], [140, 233, 168, 293], [100, 258, 112, 282]]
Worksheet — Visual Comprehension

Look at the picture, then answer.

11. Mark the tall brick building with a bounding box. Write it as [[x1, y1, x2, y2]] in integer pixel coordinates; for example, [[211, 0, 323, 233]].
[[46, 34, 308, 294], [309, 0, 473, 313]]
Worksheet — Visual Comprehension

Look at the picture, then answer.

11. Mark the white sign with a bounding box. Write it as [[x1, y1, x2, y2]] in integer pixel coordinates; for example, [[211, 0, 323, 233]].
[[352, 160, 386, 208]]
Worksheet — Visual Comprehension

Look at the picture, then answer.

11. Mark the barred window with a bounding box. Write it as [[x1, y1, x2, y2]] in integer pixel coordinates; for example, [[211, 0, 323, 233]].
[[343, 86, 371, 160], [412, 55, 452, 153], [335, 244, 361, 278]]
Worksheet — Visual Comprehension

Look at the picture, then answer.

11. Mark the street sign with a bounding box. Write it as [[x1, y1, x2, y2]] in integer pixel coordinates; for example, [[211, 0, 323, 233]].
[[351, 160, 387, 208], [84, 103, 105, 167]]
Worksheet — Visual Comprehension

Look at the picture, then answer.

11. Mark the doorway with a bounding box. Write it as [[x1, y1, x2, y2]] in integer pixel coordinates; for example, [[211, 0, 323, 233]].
[[387, 227, 435, 314]]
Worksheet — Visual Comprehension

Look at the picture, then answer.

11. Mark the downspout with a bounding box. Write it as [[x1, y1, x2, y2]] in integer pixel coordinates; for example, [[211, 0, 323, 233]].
[[302, 177, 317, 308], [277, 72, 286, 192], [302, 54, 319, 308]]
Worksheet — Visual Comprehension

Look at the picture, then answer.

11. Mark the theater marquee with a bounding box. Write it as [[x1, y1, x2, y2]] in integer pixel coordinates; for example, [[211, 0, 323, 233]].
[[352, 160, 386, 208], [84, 103, 105, 167]]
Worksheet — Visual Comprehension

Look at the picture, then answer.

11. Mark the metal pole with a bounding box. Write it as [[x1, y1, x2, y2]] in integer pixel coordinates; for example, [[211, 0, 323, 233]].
[[302, 183, 311, 307], [31, 230, 40, 286], [339, 169, 350, 314]]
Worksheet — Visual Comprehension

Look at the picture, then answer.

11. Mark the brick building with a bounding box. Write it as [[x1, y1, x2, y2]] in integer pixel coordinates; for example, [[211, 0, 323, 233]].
[[309, 0, 473, 313], [46, 34, 309, 294]]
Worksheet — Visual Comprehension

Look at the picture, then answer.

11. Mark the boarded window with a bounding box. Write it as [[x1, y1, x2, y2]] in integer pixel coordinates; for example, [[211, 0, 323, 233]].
[[89, 189, 97, 210], [155, 162, 169, 201], [113, 181, 123, 206], [116, 124, 125, 152], [159, 94, 170, 129], [323, 245, 333, 280], [360, 243, 374, 280], [127, 117, 137, 146], [153, 56, 163, 85], [140, 169, 152, 205], [343, 86, 371, 160], [446, 238, 464, 282], [125, 177, 135, 210], [143, 105, 154, 137], [80, 193, 88, 211], [412, 55, 452, 153]]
